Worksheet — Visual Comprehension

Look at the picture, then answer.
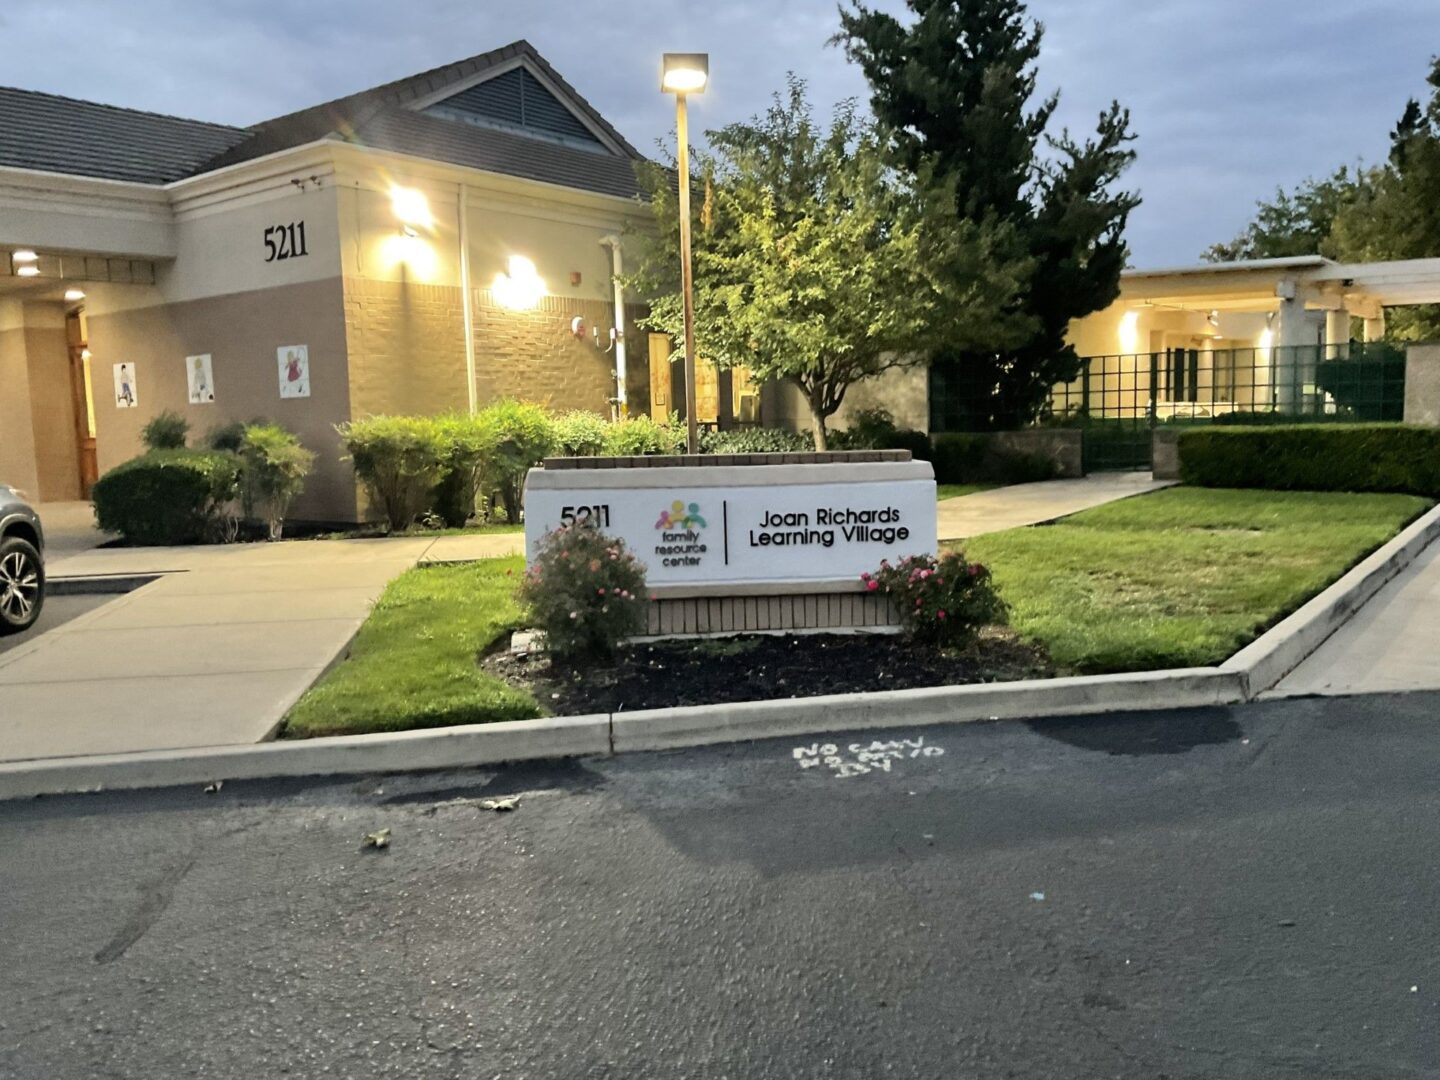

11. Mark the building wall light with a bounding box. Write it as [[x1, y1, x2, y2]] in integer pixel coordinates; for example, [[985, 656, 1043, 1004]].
[[12, 249, 38, 263], [390, 185, 433, 230], [1118, 310, 1140, 354], [16, 265, 39, 277], [65, 288, 86, 301], [493, 255, 545, 310]]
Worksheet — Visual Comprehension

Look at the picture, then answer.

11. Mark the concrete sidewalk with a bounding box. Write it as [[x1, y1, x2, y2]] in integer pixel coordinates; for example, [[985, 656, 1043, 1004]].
[[938, 472, 1173, 541], [1272, 540, 1440, 697], [1, 530, 525, 763]]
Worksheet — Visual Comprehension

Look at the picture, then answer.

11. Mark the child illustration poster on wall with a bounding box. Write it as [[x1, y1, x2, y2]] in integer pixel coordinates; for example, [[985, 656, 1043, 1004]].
[[186, 353, 216, 404], [277, 345, 310, 399], [113, 363, 138, 408]]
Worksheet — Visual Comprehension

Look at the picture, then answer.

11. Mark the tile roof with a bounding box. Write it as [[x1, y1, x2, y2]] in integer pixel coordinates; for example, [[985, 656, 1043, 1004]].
[[195, 40, 648, 199], [0, 41, 647, 201], [0, 87, 248, 184]]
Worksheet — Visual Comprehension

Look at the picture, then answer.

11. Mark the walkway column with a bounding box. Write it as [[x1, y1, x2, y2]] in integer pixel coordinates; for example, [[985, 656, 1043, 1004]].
[[1325, 309, 1351, 355], [1364, 310, 1387, 343], [1275, 286, 1311, 412]]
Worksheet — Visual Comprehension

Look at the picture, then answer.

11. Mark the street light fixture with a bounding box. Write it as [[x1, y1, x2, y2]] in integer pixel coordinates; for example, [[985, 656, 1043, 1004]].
[[661, 52, 709, 454]]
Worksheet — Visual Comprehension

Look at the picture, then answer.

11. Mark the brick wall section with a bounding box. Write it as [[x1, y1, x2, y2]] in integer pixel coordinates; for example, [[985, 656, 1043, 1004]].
[[542, 450, 913, 469], [473, 292, 648, 414], [343, 277, 468, 419]]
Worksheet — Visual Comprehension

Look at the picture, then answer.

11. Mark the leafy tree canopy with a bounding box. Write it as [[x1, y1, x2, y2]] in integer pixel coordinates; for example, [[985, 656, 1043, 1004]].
[[628, 77, 1033, 448], [837, 0, 1139, 430], [1205, 57, 1440, 340]]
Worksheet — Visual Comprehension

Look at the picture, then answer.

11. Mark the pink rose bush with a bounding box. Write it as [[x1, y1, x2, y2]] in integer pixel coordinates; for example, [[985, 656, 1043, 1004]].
[[518, 522, 648, 660], [861, 550, 1005, 646]]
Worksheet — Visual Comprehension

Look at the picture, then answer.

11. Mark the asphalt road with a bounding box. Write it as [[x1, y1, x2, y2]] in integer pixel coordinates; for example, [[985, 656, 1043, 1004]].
[[2, 693, 1439, 1079], [0, 593, 110, 655]]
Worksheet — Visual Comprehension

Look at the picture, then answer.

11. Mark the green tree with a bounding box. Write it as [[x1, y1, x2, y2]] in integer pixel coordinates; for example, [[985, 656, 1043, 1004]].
[[629, 78, 1031, 449], [837, 0, 1139, 430], [1202, 166, 1375, 263], [1329, 58, 1440, 339], [1205, 58, 1440, 340]]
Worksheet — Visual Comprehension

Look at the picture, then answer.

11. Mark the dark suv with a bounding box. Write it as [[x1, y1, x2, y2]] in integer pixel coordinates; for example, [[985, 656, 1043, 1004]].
[[0, 485, 44, 634]]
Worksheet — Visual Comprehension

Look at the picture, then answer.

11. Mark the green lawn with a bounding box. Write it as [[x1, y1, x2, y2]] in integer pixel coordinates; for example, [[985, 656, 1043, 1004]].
[[937, 483, 996, 501], [965, 487, 1429, 673], [282, 556, 539, 738]]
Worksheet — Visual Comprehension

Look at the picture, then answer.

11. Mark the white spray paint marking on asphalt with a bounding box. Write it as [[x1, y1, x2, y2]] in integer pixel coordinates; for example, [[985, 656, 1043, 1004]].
[[791, 736, 944, 779]]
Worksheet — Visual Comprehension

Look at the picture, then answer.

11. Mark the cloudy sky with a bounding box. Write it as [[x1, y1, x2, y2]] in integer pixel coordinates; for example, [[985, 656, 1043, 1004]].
[[3, 0, 1436, 265]]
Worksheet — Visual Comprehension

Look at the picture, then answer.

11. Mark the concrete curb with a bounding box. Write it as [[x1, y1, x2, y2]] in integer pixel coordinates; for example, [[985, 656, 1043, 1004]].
[[0, 715, 610, 800], [1221, 503, 1440, 695], [2, 505, 1435, 800], [611, 668, 1244, 754]]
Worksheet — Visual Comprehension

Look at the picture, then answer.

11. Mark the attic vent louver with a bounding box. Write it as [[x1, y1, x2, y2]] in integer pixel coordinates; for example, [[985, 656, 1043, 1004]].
[[423, 67, 609, 154]]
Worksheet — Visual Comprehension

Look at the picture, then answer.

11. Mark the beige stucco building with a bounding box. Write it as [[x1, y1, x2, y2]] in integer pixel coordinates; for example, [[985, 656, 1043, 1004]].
[[0, 41, 665, 521]]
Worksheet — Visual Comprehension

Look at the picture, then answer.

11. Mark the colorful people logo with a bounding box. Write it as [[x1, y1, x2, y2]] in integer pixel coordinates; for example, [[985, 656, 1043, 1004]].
[[655, 500, 706, 530]]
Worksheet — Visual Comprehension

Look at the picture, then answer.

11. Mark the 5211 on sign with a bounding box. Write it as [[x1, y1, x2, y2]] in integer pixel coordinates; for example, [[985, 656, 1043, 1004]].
[[263, 221, 309, 262], [560, 504, 610, 527]]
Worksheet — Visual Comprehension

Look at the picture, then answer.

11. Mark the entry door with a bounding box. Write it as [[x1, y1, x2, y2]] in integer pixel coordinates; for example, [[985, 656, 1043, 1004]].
[[66, 314, 98, 496], [648, 333, 673, 422]]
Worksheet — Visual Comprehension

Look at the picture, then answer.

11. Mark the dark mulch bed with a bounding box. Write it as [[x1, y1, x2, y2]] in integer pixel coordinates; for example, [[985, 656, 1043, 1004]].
[[485, 629, 1055, 715]]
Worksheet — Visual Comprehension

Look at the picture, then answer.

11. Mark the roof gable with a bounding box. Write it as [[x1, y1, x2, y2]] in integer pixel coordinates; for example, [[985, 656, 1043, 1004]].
[[420, 65, 611, 154]]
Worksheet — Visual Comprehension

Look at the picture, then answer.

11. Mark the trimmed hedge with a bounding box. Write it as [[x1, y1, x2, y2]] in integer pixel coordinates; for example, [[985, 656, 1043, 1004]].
[[1179, 424, 1440, 496], [700, 426, 812, 454], [931, 434, 988, 483], [93, 450, 241, 545]]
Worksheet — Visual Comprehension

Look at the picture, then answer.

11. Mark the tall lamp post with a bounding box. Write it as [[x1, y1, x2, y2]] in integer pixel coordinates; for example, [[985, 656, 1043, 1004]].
[[661, 52, 709, 455]]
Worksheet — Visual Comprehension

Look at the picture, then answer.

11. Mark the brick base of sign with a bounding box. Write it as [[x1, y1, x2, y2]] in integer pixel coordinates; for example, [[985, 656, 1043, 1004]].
[[644, 589, 901, 636], [543, 450, 913, 470]]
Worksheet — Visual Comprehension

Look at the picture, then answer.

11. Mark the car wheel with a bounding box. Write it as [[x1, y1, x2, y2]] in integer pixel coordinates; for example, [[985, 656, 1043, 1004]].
[[0, 536, 44, 635]]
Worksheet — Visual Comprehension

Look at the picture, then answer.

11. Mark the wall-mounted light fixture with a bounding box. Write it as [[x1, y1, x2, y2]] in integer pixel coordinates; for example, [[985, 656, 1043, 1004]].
[[16, 265, 39, 278], [1118, 310, 1140, 354], [12, 249, 38, 263], [64, 288, 86, 301], [390, 185, 432, 232], [493, 255, 546, 310]]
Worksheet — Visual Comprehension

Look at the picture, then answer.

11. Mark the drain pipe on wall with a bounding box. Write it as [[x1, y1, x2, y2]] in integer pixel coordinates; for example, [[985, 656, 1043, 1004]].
[[600, 236, 627, 417], [459, 185, 478, 414]]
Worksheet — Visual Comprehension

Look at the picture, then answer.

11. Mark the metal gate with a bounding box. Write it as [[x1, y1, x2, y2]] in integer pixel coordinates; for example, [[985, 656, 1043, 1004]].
[[1047, 343, 1407, 472]]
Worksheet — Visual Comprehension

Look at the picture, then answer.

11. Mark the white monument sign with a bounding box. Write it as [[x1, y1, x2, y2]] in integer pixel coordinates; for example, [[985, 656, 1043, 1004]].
[[524, 459, 937, 587]]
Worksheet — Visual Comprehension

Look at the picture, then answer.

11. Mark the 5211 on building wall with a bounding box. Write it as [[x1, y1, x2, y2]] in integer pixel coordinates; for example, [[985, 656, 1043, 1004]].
[[263, 221, 309, 262]]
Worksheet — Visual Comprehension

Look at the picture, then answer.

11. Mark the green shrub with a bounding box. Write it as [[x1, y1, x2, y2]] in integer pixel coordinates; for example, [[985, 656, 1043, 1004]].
[[337, 415, 448, 530], [92, 450, 241, 545], [930, 434, 988, 483], [1179, 424, 1440, 496], [601, 414, 686, 457], [1315, 351, 1406, 421], [430, 413, 496, 528], [476, 400, 554, 524], [204, 420, 248, 453], [862, 551, 1005, 646], [518, 523, 648, 660], [240, 423, 315, 540], [700, 426, 812, 454], [831, 407, 899, 449], [887, 428, 932, 461], [993, 449, 1059, 484], [142, 410, 189, 451], [552, 410, 611, 457]]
